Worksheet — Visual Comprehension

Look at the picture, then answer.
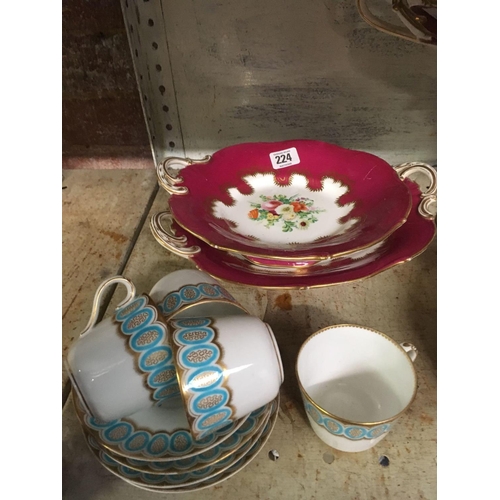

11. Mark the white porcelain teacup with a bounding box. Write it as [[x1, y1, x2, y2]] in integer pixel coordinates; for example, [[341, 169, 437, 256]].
[[296, 324, 418, 452], [66, 276, 181, 422], [149, 269, 249, 320], [167, 315, 284, 440]]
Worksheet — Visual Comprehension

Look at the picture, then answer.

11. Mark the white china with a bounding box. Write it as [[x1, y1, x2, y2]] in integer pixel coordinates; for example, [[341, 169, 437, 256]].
[[150, 165, 437, 289], [168, 315, 284, 440], [296, 324, 418, 452], [95, 401, 274, 475], [85, 399, 276, 489], [73, 389, 251, 461], [66, 277, 180, 422], [86, 395, 280, 493], [149, 269, 249, 319], [158, 141, 413, 261]]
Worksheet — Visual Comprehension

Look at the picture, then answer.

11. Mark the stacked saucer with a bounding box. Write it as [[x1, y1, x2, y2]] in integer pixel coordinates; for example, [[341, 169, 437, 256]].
[[73, 391, 279, 492], [151, 140, 437, 289], [66, 270, 282, 492]]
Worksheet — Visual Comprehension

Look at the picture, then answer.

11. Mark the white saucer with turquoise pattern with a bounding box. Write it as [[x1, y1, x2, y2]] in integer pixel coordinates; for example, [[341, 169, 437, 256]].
[[90, 400, 273, 475], [73, 390, 250, 461], [86, 395, 279, 492]]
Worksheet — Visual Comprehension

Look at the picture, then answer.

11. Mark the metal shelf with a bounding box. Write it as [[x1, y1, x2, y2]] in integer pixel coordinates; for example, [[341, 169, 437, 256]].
[[120, 0, 436, 166]]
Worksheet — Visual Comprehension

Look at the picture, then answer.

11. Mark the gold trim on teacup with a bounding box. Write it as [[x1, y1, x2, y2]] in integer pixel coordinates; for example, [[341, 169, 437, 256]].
[[162, 297, 250, 322], [295, 324, 418, 427], [154, 280, 250, 318], [113, 294, 174, 404], [263, 323, 284, 385], [111, 315, 155, 390], [166, 319, 237, 440]]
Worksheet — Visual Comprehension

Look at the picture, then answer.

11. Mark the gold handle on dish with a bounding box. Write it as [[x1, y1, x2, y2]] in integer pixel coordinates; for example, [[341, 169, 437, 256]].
[[156, 155, 212, 196], [417, 194, 436, 220], [150, 211, 201, 258], [395, 162, 437, 220], [356, 0, 436, 46]]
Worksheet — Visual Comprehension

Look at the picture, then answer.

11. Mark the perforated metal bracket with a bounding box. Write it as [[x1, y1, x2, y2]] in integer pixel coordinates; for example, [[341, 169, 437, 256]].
[[120, 0, 185, 166]]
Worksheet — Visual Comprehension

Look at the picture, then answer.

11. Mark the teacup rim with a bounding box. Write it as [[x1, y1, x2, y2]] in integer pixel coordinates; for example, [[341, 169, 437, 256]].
[[295, 323, 418, 426], [167, 298, 250, 321]]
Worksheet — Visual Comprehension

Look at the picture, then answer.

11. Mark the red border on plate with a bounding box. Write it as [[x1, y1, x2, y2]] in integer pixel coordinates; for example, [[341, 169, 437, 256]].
[[168, 140, 411, 260], [170, 179, 435, 289]]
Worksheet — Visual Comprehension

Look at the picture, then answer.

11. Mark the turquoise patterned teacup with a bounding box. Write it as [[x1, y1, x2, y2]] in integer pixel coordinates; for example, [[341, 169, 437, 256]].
[[66, 276, 181, 422], [149, 270, 249, 320], [296, 324, 418, 452], [168, 315, 284, 440]]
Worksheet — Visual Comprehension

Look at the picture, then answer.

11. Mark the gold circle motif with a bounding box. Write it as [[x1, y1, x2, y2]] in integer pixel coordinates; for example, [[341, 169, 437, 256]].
[[325, 420, 340, 433], [153, 368, 176, 384], [155, 384, 179, 398], [197, 394, 223, 410], [179, 318, 207, 326], [127, 434, 147, 450], [186, 348, 213, 364], [173, 434, 189, 450], [183, 288, 197, 299], [120, 301, 142, 316], [166, 296, 178, 309], [191, 371, 220, 388], [144, 350, 169, 367], [182, 329, 209, 341], [135, 329, 160, 346], [150, 437, 168, 454], [108, 426, 129, 440], [347, 428, 363, 438], [370, 427, 385, 438], [200, 284, 217, 296], [127, 311, 149, 330], [308, 405, 322, 424], [200, 412, 226, 428]]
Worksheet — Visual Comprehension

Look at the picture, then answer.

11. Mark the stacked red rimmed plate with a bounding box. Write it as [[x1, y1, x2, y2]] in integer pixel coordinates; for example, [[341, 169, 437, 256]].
[[151, 140, 436, 288]]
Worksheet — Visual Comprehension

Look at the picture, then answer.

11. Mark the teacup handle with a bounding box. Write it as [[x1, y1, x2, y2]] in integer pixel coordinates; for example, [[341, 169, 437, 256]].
[[400, 342, 418, 362], [79, 276, 136, 337], [150, 211, 201, 258], [156, 156, 211, 196]]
